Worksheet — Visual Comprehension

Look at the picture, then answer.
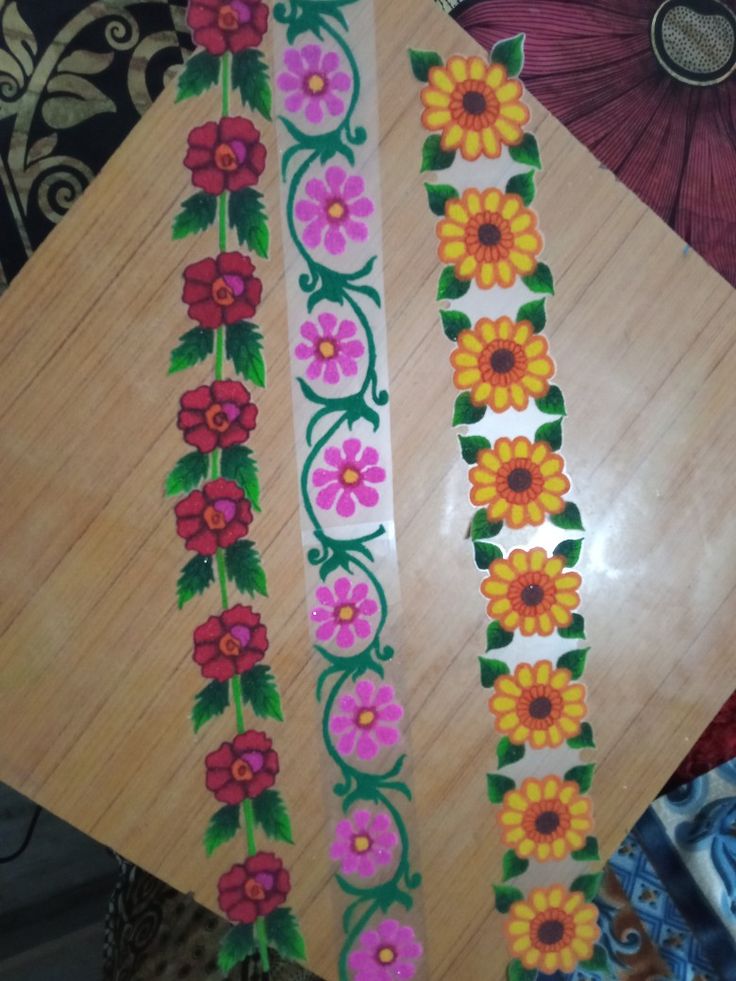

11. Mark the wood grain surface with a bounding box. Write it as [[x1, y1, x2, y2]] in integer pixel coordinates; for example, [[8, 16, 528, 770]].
[[1, 2, 735, 978]]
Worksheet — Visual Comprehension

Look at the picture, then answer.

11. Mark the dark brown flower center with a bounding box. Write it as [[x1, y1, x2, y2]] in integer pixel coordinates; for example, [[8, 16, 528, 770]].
[[506, 467, 533, 492], [537, 918, 565, 946], [490, 347, 516, 374], [478, 222, 502, 246], [534, 810, 561, 835], [521, 583, 545, 607], [462, 90, 487, 115], [528, 695, 553, 719]]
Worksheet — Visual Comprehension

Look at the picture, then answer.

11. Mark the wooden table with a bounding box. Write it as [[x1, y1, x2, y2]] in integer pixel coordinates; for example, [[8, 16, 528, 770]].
[[1, 1, 734, 977]]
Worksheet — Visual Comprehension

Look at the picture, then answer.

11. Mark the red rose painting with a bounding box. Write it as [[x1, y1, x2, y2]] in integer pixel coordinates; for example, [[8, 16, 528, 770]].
[[184, 118, 266, 196], [218, 853, 291, 923], [187, 0, 269, 56], [182, 252, 262, 329], [175, 478, 252, 554], [193, 604, 268, 681], [205, 730, 279, 804], [178, 380, 257, 453]]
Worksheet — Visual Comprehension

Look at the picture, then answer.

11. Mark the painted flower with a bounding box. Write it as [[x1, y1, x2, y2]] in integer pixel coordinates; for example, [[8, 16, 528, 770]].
[[489, 660, 587, 749], [205, 730, 279, 804], [177, 380, 257, 453], [437, 187, 542, 288], [505, 885, 600, 974], [175, 478, 252, 555], [481, 547, 581, 636], [218, 853, 290, 924], [450, 316, 554, 411], [421, 54, 529, 160], [312, 438, 385, 518], [295, 166, 373, 255], [498, 776, 594, 862], [193, 604, 268, 681], [469, 436, 570, 528], [329, 809, 398, 877], [278, 44, 351, 124], [329, 679, 403, 761], [184, 117, 266, 196], [295, 312, 365, 384], [183, 252, 261, 328], [187, 0, 268, 56], [347, 919, 423, 981], [311, 577, 378, 649]]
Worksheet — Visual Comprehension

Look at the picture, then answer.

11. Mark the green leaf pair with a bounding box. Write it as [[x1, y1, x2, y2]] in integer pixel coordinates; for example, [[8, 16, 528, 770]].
[[229, 188, 269, 258], [226, 321, 266, 388], [240, 665, 283, 721]]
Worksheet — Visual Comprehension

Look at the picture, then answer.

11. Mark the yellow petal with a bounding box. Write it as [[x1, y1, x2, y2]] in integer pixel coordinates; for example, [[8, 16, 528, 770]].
[[502, 196, 521, 220], [481, 126, 501, 158], [447, 55, 468, 83], [458, 256, 477, 279], [442, 122, 464, 150], [463, 130, 482, 160], [482, 188, 501, 212]]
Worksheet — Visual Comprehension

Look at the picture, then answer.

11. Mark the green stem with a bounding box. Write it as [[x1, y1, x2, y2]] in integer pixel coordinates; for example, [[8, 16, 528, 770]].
[[215, 325, 224, 381], [215, 547, 228, 609], [221, 50, 230, 116]]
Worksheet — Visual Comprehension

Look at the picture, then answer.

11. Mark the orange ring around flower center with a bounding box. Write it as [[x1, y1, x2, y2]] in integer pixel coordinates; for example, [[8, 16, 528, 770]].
[[449, 80, 500, 130], [204, 505, 227, 530], [516, 683, 563, 731], [215, 143, 238, 171], [520, 799, 571, 843], [465, 212, 513, 262], [508, 571, 555, 617], [217, 6, 239, 31], [231, 759, 254, 782], [496, 459, 544, 505], [205, 402, 230, 432], [530, 910, 575, 952], [218, 631, 241, 657], [477, 339, 527, 385]]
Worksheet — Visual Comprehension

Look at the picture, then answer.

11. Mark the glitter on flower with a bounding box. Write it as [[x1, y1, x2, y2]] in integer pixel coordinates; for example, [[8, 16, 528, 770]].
[[347, 919, 423, 981], [329, 809, 398, 878], [278, 44, 351, 124], [295, 311, 365, 384], [295, 166, 373, 255], [311, 577, 378, 649], [329, 679, 403, 761], [312, 438, 385, 518]]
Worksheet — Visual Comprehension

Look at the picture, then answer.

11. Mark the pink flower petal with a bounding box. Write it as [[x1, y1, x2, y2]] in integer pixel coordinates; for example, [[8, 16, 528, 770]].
[[324, 445, 344, 467], [331, 70, 351, 92], [344, 219, 369, 243], [337, 730, 358, 756], [300, 319, 319, 340], [312, 467, 339, 487], [325, 165, 346, 193], [302, 44, 321, 69], [330, 713, 353, 732], [357, 854, 376, 877], [277, 71, 300, 92], [355, 678, 375, 704], [294, 342, 314, 360], [303, 218, 325, 248], [353, 617, 372, 638], [318, 311, 337, 331], [283, 48, 303, 73], [323, 359, 340, 384], [306, 359, 322, 380], [325, 93, 345, 116], [343, 175, 365, 200], [324, 224, 346, 255], [343, 437, 361, 460], [284, 91, 305, 113], [351, 582, 369, 602], [336, 318, 357, 339], [339, 694, 357, 713], [305, 178, 328, 202], [342, 339, 364, 357], [377, 919, 400, 943], [374, 725, 401, 747], [335, 623, 354, 649], [354, 809, 371, 829], [316, 585, 334, 605], [336, 488, 356, 517], [350, 196, 374, 217], [375, 685, 396, 706], [353, 484, 379, 508], [315, 620, 337, 641], [316, 482, 342, 510], [358, 599, 378, 616], [356, 732, 378, 760], [362, 466, 386, 484], [305, 99, 324, 124], [334, 577, 351, 599], [322, 51, 339, 73], [378, 703, 404, 722], [295, 199, 320, 220]]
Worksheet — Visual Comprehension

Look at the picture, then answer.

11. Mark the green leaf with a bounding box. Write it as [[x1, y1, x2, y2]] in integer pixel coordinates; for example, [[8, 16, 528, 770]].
[[497, 736, 525, 770], [580, 943, 608, 972], [535, 385, 566, 416], [471, 510, 503, 541], [165, 452, 207, 497], [453, 392, 485, 426], [490, 33, 525, 76], [172, 191, 217, 240], [425, 181, 458, 216], [558, 613, 586, 639], [229, 188, 269, 258], [437, 266, 470, 301], [567, 722, 596, 750], [553, 538, 583, 567], [502, 849, 529, 882], [571, 871, 605, 902], [265, 907, 306, 961], [487, 621, 514, 651], [221, 445, 260, 512], [505, 170, 535, 206], [192, 679, 229, 733], [556, 647, 589, 680], [534, 417, 563, 451], [458, 434, 490, 464], [493, 882, 524, 914], [204, 805, 239, 856], [231, 49, 271, 119], [509, 132, 542, 170], [474, 540, 503, 570], [440, 308, 471, 341], [564, 763, 596, 793], [218, 924, 255, 974], [225, 540, 268, 597], [487, 773, 515, 803], [226, 321, 266, 388], [168, 328, 214, 375], [507, 959, 537, 981], [177, 554, 214, 609], [252, 789, 293, 843], [478, 657, 510, 689], [408, 48, 442, 82], [523, 261, 555, 295], [516, 298, 546, 332], [550, 501, 584, 531], [176, 50, 219, 102], [572, 835, 600, 862], [241, 665, 283, 721], [420, 133, 455, 173]]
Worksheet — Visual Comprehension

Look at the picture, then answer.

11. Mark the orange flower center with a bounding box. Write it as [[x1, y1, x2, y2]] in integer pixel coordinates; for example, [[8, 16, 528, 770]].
[[466, 212, 513, 262], [211, 276, 235, 306], [341, 466, 360, 486], [356, 708, 376, 728], [217, 5, 240, 30], [522, 800, 571, 842], [377, 946, 396, 965], [306, 72, 326, 94], [531, 910, 574, 952], [318, 339, 337, 359], [450, 80, 500, 129], [517, 684, 564, 731], [497, 460, 544, 504], [327, 199, 346, 221], [205, 402, 230, 432], [352, 833, 371, 853], [336, 604, 356, 622], [204, 505, 227, 530], [508, 571, 555, 618], [244, 878, 266, 901], [219, 632, 241, 657], [215, 142, 238, 171], [231, 759, 254, 782], [478, 340, 527, 384]]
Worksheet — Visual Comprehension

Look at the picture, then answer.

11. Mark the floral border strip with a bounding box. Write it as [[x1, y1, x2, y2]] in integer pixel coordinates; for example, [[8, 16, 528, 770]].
[[166, 2, 305, 974], [410, 38, 609, 980], [271, 2, 424, 980]]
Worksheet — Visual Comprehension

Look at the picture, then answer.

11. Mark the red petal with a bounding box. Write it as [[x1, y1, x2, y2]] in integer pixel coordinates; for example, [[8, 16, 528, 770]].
[[212, 380, 248, 405], [175, 491, 205, 518], [204, 477, 243, 501], [220, 116, 260, 145], [202, 657, 234, 682], [184, 426, 218, 454], [194, 615, 223, 643], [187, 121, 218, 149], [186, 529, 218, 555], [222, 604, 258, 628], [218, 251, 254, 277], [184, 257, 217, 285], [180, 385, 212, 410], [192, 167, 225, 196], [187, 299, 222, 329]]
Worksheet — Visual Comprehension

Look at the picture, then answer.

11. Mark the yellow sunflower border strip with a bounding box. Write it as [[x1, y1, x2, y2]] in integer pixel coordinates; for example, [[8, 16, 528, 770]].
[[409, 39, 609, 980]]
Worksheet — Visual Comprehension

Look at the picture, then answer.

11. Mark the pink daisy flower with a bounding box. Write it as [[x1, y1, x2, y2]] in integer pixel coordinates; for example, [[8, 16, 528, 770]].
[[295, 166, 373, 255], [295, 311, 365, 384], [329, 679, 403, 761], [330, 809, 398, 878], [277, 44, 351, 124], [312, 438, 385, 518], [310, 577, 378, 649], [347, 919, 423, 981]]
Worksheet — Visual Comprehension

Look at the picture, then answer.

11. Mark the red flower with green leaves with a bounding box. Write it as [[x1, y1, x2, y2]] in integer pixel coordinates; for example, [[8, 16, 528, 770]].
[[184, 117, 266, 196], [205, 730, 279, 803], [178, 380, 257, 453], [187, 0, 269, 56], [175, 478, 252, 555], [193, 604, 267, 681], [182, 252, 261, 329], [218, 853, 290, 923]]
